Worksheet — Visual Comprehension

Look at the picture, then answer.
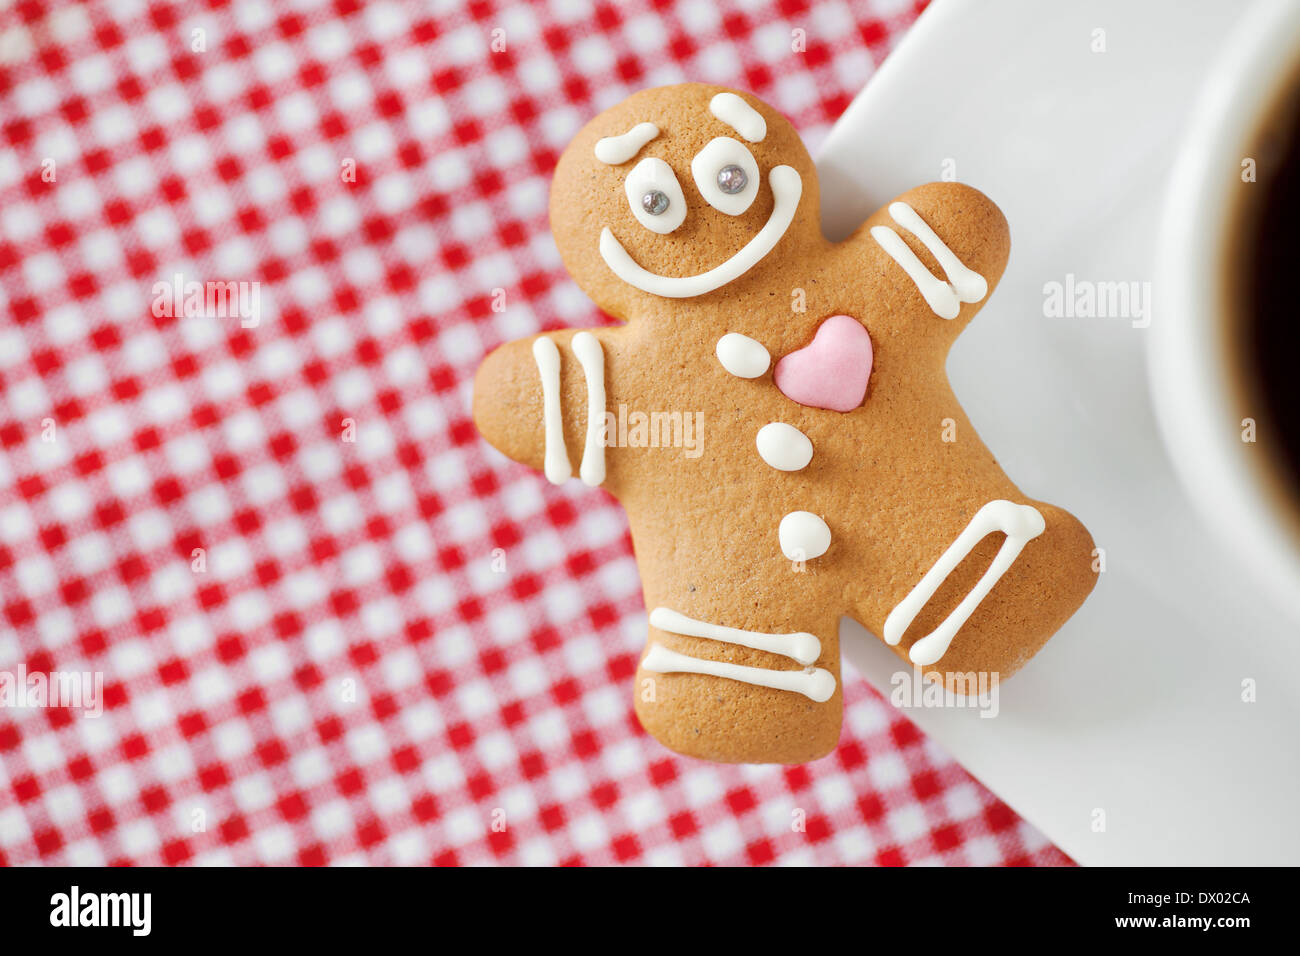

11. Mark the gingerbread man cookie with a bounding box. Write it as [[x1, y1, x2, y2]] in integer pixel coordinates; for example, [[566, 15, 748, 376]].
[[474, 84, 1097, 764]]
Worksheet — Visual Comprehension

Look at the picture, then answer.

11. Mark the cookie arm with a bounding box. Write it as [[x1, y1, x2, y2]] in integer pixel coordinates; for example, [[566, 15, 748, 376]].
[[473, 329, 616, 491], [843, 182, 1010, 340]]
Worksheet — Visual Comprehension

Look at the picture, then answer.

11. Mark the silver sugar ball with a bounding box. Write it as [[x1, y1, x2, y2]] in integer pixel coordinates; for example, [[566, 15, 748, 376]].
[[717, 164, 748, 194], [642, 190, 669, 215]]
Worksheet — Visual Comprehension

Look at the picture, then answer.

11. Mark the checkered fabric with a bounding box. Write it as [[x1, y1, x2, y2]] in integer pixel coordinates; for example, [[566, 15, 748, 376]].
[[0, 0, 1071, 866]]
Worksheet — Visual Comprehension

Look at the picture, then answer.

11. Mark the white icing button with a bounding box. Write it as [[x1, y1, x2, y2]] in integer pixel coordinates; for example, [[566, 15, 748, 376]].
[[779, 511, 831, 561], [756, 422, 813, 471], [716, 332, 770, 378]]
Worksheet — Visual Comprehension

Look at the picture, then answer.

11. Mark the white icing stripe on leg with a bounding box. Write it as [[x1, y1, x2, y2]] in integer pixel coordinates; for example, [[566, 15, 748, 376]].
[[532, 337, 571, 485], [870, 201, 988, 320], [884, 500, 1046, 666], [649, 607, 820, 665], [570, 331, 606, 487], [642, 643, 836, 703]]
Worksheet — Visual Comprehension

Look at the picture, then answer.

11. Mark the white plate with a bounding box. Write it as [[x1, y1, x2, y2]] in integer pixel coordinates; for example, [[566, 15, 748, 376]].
[[817, 0, 1300, 865]]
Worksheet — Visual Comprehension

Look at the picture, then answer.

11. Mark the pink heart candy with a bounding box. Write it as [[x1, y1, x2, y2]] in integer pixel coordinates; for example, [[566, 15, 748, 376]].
[[774, 314, 873, 412]]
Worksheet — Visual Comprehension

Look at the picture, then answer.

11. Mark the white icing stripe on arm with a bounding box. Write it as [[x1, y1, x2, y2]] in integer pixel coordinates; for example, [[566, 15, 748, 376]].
[[871, 226, 961, 319], [570, 331, 606, 487], [594, 122, 659, 164], [642, 643, 836, 702], [709, 92, 766, 142], [870, 201, 988, 319], [650, 606, 820, 665], [884, 500, 1046, 666], [531, 337, 572, 485], [888, 202, 988, 303]]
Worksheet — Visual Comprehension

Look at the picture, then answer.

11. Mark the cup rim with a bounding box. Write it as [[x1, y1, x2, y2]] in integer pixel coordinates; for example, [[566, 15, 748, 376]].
[[1149, 0, 1300, 623]]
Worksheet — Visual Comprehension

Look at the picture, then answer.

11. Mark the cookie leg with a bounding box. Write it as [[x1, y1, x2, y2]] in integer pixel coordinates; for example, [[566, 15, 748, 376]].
[[865, 499, 1096, 687], [633, 605, 843, 764]]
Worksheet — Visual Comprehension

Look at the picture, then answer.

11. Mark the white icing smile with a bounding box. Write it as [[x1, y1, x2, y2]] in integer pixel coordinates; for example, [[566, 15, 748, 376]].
[[598, 165, 803, 298]]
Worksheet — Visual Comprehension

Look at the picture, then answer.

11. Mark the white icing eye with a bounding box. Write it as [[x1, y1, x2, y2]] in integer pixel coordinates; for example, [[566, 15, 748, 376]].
[[624, 157, 686, 234], [691, 137, 759, 216]]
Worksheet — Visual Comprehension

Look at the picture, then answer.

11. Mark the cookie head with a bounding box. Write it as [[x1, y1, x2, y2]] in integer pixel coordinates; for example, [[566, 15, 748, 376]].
[[550, 84, 820, 316]]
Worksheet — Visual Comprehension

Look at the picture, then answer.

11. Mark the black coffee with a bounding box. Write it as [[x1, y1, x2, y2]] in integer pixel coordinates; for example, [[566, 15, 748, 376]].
[[1232, 67, 1300, 519]]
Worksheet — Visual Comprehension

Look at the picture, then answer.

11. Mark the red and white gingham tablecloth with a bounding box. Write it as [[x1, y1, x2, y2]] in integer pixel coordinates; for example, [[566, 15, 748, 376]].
[[0, 0, 1070, 866]]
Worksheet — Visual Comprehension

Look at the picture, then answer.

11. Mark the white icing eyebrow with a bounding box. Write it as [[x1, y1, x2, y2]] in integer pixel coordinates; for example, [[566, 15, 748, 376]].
[[709, 92, 766, 143], [594, 122, 660, 164]]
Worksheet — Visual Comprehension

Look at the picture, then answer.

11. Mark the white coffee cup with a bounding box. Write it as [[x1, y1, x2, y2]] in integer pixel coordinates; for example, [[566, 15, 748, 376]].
[[1150, 0, 1300, 622]]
